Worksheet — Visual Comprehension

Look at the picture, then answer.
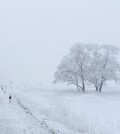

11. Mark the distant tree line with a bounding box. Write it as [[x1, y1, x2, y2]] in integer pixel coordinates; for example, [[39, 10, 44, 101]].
[[54, 43, 120, 92]]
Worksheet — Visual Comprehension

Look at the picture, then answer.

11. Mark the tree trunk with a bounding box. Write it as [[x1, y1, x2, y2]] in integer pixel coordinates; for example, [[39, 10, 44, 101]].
[[99, 82, 103, 92], [82, 82, 85, 92], [96, 86, 98, 92]]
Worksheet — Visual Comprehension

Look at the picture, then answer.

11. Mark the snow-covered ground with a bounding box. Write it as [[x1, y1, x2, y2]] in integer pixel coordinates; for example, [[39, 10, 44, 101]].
[[0, 88, 81, 134], [1, 86, 120, 134], [0, 91, 51, 134]]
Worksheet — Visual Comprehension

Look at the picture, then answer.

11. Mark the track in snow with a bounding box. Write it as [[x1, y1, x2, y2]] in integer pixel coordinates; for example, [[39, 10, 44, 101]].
[[0, 91, 54, 134]]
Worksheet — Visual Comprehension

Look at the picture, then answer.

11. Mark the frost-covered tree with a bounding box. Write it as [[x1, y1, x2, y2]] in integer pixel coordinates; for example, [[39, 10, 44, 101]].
[[54, 43, 91, 92], [54, 43, 120, 93], [88, 44, 120, 92]]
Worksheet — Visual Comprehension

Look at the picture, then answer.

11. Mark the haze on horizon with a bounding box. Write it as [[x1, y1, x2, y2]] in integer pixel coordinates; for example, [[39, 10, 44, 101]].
[[0, 0, 120, 87]]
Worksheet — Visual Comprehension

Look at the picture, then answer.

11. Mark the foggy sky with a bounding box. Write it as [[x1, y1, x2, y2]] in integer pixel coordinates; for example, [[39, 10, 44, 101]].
[[0, 0, 120, 87]]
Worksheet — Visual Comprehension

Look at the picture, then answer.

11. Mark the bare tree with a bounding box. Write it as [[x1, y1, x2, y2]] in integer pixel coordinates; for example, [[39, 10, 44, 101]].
[[88, 44, 120, 92], [54, 43, 120, 93], [69, 43, 91, 92], [54, 43, 91, 92]]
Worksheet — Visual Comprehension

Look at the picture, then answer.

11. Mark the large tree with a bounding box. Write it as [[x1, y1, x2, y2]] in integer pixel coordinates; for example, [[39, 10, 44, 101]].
[[88, 44, 120, 92], [54, 43, 91, 92], [54, 43, 120, 93]]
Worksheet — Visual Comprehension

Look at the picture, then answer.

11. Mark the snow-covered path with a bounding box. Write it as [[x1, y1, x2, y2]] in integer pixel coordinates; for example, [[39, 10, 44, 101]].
[[0, 91, 51, 134], [0, 89, 80, 134]]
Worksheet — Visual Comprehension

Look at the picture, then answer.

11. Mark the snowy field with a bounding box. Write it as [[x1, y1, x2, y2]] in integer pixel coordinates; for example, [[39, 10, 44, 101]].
[[1, 85, 120, 134]]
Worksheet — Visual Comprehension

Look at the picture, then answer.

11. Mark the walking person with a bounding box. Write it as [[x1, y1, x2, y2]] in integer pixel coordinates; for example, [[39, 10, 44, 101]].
[[9, 95, 12, 104]]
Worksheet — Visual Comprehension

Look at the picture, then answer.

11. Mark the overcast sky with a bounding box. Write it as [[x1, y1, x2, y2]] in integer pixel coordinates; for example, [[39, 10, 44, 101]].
[[0, 0, 120, 87]]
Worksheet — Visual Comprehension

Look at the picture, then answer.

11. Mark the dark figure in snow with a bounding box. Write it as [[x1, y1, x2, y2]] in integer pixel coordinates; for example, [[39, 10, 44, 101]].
[[1, 86, 3, 91], [9, 95, 12, 104]]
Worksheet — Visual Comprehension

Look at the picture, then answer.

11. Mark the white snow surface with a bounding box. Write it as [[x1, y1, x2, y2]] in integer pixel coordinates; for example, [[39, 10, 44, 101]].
[[0, 91, 51, 134], [0, 88, 81, 134], [1, 87, 120, 134]]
